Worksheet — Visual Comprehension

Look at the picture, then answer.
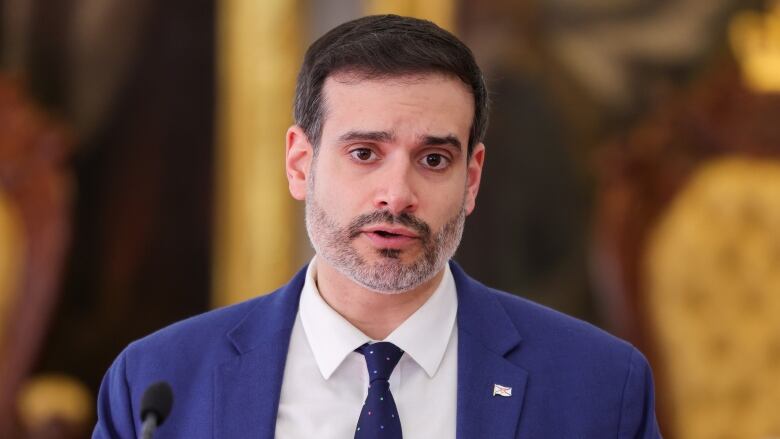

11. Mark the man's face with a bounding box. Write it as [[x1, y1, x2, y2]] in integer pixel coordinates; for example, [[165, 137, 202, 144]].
[[286, 72, 485, 293]]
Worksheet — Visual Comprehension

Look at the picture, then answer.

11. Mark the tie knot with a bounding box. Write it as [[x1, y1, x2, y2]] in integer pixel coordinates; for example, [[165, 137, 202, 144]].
[[357, 342, 404, 382]]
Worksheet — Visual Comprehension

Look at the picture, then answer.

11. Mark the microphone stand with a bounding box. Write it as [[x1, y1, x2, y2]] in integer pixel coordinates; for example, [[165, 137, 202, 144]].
[[140, 413, 159, 439]]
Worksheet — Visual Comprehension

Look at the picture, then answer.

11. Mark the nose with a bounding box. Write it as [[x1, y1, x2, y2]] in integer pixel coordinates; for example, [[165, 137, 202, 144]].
[[373, 159, 418, 215]]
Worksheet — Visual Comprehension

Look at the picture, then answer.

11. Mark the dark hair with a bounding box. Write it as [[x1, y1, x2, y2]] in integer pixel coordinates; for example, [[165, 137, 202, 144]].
[[293, 14, 488, 157]]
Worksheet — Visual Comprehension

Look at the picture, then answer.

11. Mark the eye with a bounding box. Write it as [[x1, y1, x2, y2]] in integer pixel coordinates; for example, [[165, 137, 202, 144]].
[[349, 148, 378, 162], [420, 153, 450, 170]]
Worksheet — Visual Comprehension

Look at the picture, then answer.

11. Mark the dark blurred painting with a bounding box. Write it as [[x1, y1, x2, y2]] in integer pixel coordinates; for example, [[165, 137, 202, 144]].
[[1, 0, 216, 398]]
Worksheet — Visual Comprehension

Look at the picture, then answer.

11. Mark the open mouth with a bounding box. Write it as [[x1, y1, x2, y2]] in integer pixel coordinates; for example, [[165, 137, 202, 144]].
[[362, 227, 419, 249], [373, 230, 401, 238]]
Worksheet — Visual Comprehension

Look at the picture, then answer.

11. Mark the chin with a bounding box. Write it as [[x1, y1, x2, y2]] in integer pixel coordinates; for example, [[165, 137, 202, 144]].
[[352, 257, 443, 295]]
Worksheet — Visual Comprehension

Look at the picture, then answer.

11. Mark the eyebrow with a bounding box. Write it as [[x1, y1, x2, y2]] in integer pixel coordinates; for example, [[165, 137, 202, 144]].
[[338, 130, 395, 143], [420, 134, 462, 151]]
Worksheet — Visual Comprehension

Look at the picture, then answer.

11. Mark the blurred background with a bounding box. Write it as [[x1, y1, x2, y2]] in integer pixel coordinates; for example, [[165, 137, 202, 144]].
[[1, 0, 779, 437]]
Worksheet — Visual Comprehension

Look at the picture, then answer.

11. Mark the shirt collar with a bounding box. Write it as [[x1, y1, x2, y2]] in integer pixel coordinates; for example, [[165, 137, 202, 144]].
[[299, 257, 458, 379]]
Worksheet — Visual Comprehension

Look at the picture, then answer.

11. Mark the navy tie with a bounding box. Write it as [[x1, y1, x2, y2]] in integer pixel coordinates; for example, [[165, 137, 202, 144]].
[[355, 342, 404, 438]]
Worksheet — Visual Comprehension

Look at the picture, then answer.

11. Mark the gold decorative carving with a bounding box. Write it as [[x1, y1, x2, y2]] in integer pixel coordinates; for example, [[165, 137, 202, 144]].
[[17, 374, 92, 432], [0, 190, 24, 344], [646, 157, 780, 439], [730, 2, 780, 93]]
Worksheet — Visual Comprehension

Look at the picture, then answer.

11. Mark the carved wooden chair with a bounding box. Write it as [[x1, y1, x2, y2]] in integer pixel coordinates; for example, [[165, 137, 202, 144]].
[[0, 76, 90, 439], [592, 63, 780, 438]]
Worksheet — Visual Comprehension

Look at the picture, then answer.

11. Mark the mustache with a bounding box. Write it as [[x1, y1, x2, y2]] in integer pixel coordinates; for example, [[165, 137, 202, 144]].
[[347, 210, 431, 241]]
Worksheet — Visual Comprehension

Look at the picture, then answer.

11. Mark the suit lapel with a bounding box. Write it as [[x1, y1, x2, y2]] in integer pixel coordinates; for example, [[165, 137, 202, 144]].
[[452, 262, 529, 439], [214, 266, 307, 439]]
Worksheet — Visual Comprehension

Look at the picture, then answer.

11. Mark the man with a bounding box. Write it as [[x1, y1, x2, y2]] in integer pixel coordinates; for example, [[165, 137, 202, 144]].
[[93, 15, 660, 438]]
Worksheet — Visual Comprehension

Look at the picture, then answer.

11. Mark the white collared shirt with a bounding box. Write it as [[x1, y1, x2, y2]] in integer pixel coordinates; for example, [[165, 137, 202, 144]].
[[275, 257, 458, 438]]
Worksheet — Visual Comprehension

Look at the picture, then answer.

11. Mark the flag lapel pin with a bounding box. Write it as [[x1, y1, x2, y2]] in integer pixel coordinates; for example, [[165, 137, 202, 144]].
[[493, 384, 512, 397]]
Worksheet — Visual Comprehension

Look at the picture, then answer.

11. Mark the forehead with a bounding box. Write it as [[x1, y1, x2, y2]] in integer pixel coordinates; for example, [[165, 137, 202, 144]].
[[319, 72, 474, 142]]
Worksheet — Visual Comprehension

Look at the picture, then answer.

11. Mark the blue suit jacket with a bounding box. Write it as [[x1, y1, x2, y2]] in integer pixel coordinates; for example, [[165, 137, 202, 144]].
[[93, 262, 661, 438]]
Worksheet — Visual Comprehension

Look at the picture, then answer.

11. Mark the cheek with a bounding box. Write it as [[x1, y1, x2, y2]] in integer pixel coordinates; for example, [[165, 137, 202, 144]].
[[420, 184, 466, 224], [312, 174, 365, 221]]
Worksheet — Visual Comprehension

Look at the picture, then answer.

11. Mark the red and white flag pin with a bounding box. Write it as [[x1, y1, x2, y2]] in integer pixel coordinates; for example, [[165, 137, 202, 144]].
[[493, 384, 512, 397]]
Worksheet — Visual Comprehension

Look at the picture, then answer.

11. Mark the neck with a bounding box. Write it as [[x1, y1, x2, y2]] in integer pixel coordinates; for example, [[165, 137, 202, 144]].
[[314, 258, 445, 340]]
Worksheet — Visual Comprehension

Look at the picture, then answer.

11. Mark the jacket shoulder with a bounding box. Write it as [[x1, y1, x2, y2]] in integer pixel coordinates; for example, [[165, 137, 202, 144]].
[[490, 287, 632, 354], [123, 288, 284, 368]]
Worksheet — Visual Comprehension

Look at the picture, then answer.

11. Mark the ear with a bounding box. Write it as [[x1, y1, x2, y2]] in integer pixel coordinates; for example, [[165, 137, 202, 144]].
[[464, 142, 485, 215], [286, 125, 313, 200]]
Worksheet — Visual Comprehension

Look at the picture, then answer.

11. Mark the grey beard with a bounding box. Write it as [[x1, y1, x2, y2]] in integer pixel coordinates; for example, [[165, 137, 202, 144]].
[[305, 196, 466, 294]]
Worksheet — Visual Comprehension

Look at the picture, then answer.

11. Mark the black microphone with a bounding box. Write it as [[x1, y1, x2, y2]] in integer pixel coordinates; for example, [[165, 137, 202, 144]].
[[139, 381, 173, 439]]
